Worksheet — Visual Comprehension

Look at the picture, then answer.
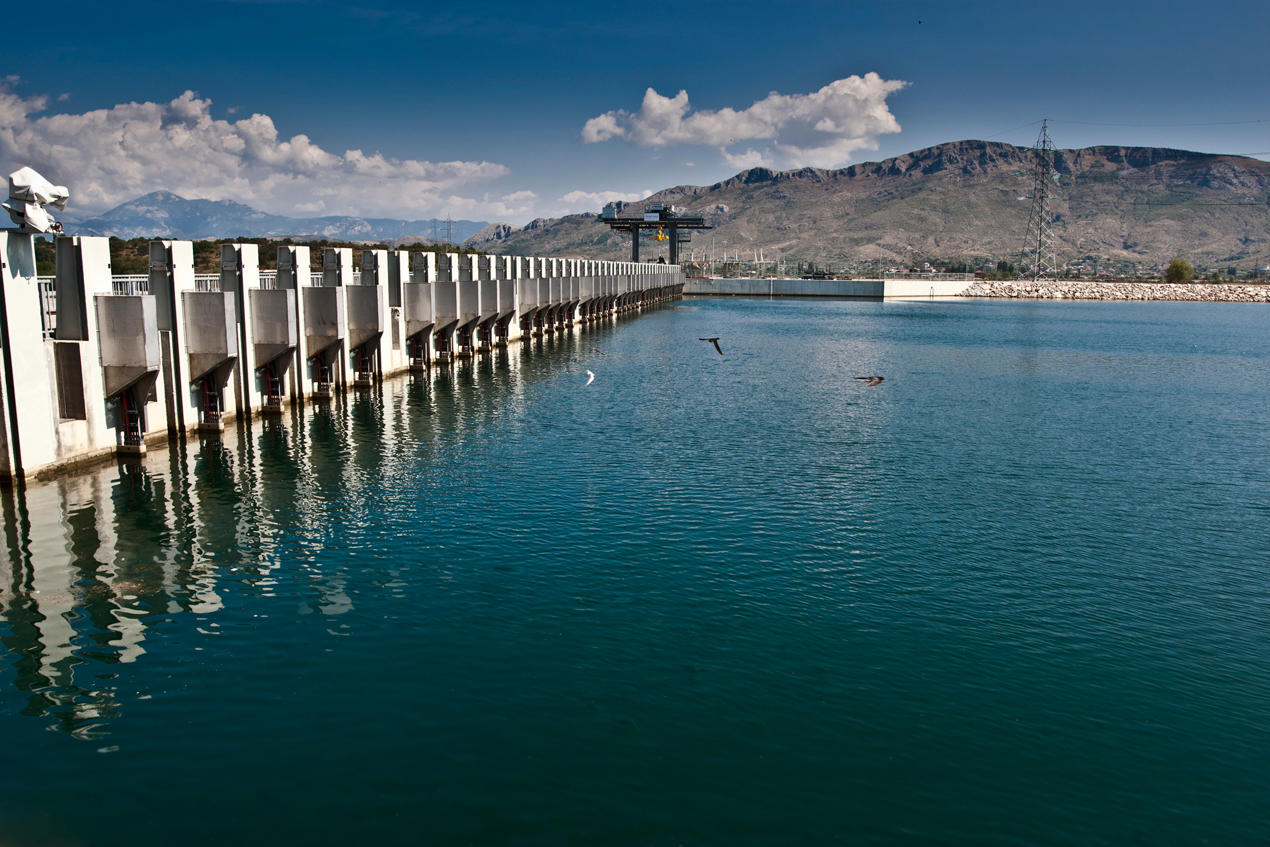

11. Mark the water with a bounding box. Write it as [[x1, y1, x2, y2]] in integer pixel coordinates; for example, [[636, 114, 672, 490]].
[[3, 297, 1269, 845]]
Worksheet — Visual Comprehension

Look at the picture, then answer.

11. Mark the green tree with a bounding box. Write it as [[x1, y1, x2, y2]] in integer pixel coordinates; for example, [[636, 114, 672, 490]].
[[34, 237, 56, 275], [1164, 258, 1195, 283]]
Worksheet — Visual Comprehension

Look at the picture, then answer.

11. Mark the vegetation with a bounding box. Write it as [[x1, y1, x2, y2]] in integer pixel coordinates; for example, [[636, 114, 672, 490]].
[[34, 236, 56, 274], [991, 260, 1017, 280], [1164, 258, 1195, 283]]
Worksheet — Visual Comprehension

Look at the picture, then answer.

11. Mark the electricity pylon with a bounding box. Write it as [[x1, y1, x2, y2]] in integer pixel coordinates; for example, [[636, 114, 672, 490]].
[[1022, 119, 1060, 280]]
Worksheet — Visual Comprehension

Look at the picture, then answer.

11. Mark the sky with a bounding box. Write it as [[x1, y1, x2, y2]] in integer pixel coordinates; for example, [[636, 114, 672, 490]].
[[3, 0, 1268, 225]]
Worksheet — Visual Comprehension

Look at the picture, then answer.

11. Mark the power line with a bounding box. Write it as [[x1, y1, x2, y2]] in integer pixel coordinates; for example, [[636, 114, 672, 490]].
[[980, 118, 1044, 142], [1052, 117, 1270, 128]]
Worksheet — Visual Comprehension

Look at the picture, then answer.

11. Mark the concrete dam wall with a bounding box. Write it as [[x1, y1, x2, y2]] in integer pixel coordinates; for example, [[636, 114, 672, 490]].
[[0, 233, 684, 483]]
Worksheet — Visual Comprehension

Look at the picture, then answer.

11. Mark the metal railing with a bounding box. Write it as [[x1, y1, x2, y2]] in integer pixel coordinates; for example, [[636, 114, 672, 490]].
[[37, 277, 56, 338], [882, 272, 976, 281], [112, 275, 150, 295], [194, 274, 220, 292]]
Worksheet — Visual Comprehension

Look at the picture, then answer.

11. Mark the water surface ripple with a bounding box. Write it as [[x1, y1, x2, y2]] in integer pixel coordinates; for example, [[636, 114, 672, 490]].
[[2, 298, 1269, 845]]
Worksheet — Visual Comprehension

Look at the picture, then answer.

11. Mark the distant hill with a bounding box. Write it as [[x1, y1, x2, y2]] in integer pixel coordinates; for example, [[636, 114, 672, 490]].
[[466, 141, 1270, 270], [66, 191, 487, 243]]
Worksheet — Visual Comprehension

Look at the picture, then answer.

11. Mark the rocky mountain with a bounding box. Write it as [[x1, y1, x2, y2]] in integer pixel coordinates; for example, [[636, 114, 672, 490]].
[[466, 141, 1270, 270], [66, 191, 487, 243]]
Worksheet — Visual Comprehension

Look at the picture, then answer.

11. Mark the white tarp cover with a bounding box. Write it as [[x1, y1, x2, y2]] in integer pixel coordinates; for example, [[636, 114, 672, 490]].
[[5, 166, 69, 232]]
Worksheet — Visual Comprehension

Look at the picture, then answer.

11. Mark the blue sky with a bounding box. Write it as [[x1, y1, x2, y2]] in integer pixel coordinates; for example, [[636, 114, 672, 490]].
[[4, 0, 1268, 223]]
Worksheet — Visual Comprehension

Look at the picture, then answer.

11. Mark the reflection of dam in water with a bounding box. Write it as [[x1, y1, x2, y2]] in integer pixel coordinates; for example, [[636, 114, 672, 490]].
[[0, 319, 642, 739]]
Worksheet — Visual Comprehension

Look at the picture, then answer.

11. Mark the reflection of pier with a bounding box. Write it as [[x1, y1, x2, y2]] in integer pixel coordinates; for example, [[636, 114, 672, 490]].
[[0, 302, 670, 739], [0, 232, 686, 483]]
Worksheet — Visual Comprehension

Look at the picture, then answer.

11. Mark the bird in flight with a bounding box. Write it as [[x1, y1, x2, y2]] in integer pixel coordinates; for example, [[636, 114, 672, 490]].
[[699, 337, 723, 355], [585, 370, 595, 386], [855, 376, 884, 386]]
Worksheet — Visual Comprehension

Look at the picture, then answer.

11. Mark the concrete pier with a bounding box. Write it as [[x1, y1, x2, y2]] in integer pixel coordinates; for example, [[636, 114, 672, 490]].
[[346, 249, 389, 388], [404, 252, 436, 370], [1, 232, 685, 483], [301, 253, 349, 401], [432, 253, 461, 365], [276, 245, 310, 406]]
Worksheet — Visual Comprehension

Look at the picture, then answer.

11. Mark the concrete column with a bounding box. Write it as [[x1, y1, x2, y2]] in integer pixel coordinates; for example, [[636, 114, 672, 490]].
[[323, 247, 353, 287], [163, 240, 239, 434], [606, 262, 618, 316], [45, 236, 117, 469], [0, 232, 56, 481], [475, 254, 499, 353], [594, 262, 605, 317], [577, 261, 592, 322], [432, 252, 460, 365], [514, 256, 538, 340], [567, 259, 582, 328], [153, 240, 237, 437], [564, 259, 579, 326], [546, 260, 562, 332], [405, 252, 436, 369], [228, 244, 296, 416], [300, 249, 349, 400], [454, 254, 480, 358], [503, 260, 522, 346], [221, 244, 261, 419], [533, 258, 549, 336], [384, 249, 411, 374], [349, 249, 390, 387], [276, 245, 310, 405], [493, 255, 518, 346]]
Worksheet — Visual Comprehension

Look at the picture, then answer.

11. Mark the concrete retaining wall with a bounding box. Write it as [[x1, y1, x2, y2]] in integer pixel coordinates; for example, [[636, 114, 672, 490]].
[[684, 277, 972, 298]]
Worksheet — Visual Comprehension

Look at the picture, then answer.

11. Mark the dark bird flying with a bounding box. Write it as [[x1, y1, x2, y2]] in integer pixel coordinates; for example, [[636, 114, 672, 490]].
[[699, 337, 723, 355], [855, 376, 884, 386]]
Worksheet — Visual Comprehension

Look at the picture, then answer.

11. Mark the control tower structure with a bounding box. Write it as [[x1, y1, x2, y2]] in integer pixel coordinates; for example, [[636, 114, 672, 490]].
[[599, 202, 711, 264]]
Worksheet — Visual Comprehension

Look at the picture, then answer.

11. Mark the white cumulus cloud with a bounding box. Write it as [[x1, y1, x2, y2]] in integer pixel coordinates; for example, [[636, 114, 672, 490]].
[[556, 188, 651, 214], [0, 79, 513, 218], [580, 73, 908, 170]]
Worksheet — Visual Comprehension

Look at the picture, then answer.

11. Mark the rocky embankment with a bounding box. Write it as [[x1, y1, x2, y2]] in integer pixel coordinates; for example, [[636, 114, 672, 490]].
[[961, 280, 1270, 302]]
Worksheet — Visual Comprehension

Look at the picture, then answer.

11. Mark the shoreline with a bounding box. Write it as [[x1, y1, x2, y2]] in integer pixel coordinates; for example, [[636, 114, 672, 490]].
[[961, 280, 1270, 302]]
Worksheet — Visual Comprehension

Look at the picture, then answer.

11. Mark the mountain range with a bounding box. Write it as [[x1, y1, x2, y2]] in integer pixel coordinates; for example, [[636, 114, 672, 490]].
[[64, 192, 488, 244], [466, 141, 1270, 271]]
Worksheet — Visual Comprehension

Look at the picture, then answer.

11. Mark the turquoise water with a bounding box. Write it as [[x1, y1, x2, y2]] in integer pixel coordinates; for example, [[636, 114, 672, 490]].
[[2, 297, 1269, 845]]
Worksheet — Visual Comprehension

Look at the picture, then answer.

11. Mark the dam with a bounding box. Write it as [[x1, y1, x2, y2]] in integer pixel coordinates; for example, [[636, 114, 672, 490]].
[[0, 231, 684, 484]]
